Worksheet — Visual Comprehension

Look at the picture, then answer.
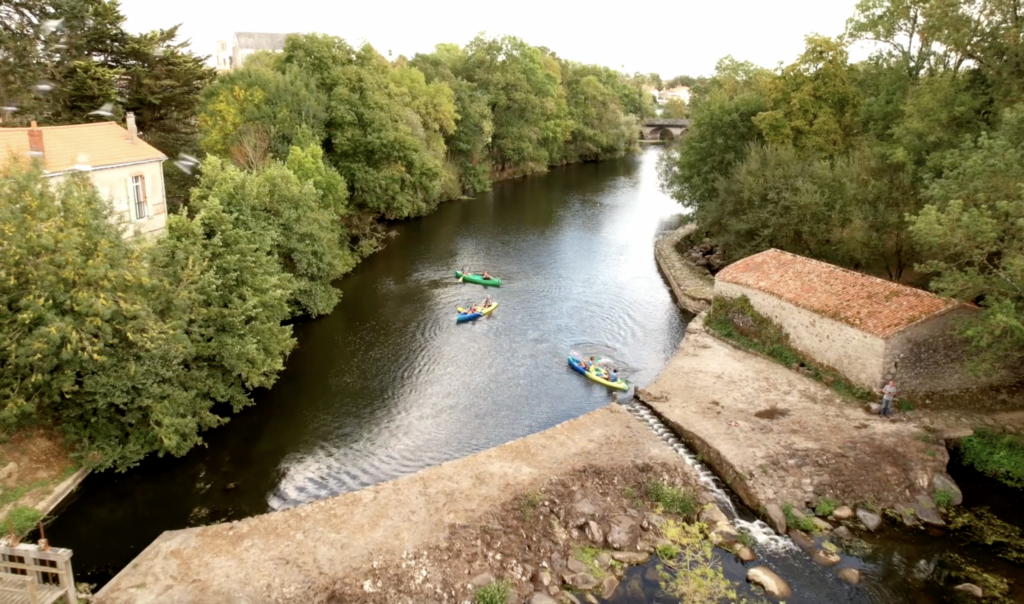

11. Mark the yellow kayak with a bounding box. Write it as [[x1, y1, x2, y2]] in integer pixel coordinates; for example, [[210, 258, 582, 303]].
[[456, 302, 498, 322], [568, 356, 628, 391]]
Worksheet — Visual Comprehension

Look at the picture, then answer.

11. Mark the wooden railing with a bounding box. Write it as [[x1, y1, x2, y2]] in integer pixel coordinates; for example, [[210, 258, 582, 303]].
[[0, 541, 75, 604]]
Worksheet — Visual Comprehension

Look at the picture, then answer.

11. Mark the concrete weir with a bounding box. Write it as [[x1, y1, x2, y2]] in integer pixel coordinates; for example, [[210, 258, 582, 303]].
[[94, 405, 694, 604]]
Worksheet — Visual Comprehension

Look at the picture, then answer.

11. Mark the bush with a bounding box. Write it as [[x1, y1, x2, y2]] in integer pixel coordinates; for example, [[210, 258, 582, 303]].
[[814, 497, 837, 517], [782, 503, 817, 532], [933, 488, 955, 508], [959, 429, 1024, 488], [474, 579, 511, 604], [7, 507, 42, 537], [645, 480, 698, 518]]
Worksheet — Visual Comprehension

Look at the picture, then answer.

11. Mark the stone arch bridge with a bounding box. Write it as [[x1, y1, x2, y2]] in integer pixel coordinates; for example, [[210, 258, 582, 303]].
[[640, 118, 690, 141]]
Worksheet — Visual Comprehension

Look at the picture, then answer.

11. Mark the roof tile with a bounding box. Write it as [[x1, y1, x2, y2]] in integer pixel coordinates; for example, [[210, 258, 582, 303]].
[[0, 122, 166, 173], [716, 249, 957, 338]]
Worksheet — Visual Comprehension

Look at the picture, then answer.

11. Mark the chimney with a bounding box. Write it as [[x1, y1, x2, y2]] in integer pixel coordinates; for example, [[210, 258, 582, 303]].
[[126, 112, 137, 143], [27, 120, 44, 157]]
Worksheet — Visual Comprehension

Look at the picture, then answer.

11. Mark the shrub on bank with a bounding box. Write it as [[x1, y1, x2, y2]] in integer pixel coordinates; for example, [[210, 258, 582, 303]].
[[959, 429, 1024, 488]]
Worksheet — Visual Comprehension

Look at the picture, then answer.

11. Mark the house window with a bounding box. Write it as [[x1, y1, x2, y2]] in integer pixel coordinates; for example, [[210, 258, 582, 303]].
[[128, 175, 147, 220]]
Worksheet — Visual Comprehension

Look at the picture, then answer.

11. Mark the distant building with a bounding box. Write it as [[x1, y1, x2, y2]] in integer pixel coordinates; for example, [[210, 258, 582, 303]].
[[230, 32, 289, 70], [214, 40, 231, 72], [713, 249, 1011, 396], [0, 114, 169, 239], [658, 85, 691, 105]]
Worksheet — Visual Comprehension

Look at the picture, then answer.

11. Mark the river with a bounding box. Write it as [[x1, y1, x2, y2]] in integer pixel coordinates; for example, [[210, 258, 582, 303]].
[[45, 147, 1023, 602]]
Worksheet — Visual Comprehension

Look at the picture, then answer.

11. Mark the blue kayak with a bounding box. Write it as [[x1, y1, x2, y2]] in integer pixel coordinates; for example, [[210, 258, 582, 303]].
[[456, 302, 498, 322]]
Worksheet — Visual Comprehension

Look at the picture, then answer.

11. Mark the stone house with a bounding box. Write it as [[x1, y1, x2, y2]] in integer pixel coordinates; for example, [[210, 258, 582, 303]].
[[0, 114, 169, 238], [714, 249, 994, 396], [658, 85, 691, 105]]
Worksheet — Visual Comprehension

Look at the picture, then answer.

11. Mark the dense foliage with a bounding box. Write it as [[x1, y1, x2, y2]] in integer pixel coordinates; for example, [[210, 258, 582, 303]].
[[660, 0, 1024, 367], [2, 12, 654, 468], [959, 429, 1024, 489]]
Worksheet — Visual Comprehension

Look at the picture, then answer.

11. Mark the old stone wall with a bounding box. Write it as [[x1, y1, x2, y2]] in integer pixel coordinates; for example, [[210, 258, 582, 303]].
[[715, 281, 886, 390], [883, 306, 1015, 395]]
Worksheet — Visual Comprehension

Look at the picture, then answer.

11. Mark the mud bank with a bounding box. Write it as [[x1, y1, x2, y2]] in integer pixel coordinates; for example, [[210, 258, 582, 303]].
[[94, 405, 705, 604], [654, 223, 713, 314], [641, 312, 957, 525]]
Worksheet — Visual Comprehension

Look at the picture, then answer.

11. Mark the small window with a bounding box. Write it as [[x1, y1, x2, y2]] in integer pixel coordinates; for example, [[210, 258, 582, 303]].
[[128, 175, 147, 220]]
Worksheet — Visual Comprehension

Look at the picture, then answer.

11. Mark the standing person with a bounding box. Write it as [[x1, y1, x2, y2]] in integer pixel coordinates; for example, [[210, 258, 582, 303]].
[[880, 380, 897, 417]]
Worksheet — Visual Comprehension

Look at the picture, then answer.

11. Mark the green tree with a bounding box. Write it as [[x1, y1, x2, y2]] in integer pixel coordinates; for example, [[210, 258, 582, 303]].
[[662, 98, 689, 119]]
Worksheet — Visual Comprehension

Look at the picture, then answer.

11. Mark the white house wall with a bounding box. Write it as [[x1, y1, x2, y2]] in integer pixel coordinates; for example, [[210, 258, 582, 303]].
[[715, 281, 886, 390], [49, 160, 168, 239]]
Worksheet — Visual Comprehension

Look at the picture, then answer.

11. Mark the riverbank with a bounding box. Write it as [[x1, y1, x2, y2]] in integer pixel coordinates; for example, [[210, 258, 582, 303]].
[[0, 429, 88, 538], [94, 405, 714, 604], [654, 223, 714, 314]]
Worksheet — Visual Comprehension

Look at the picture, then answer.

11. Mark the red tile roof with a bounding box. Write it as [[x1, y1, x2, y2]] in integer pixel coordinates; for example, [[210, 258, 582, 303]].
[[0, 122, 165, 173], [715, 249, 958, 338]]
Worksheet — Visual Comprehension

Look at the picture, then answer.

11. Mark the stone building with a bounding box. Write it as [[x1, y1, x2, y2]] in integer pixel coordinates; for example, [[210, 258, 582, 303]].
[[0, 114, 169, 238], [713, 249, 995, 396]]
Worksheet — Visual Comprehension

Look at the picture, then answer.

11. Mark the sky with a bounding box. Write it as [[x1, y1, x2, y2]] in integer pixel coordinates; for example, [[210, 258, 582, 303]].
[[118, 0, 864, 78]]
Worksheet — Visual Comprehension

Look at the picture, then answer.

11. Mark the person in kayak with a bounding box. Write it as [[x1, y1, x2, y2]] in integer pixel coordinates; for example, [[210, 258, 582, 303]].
[[461, 266, 471, 277], [482, 270, 492, 280], [482, 294, 493, 307], [585, 356, 596, 371], [609, 369, 618, 382]]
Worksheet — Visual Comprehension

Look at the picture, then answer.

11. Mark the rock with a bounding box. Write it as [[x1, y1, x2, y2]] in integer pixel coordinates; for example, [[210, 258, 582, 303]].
[[535, 569, 553, 587], [812, 518, 833, 532], [746, 566, 793, 598], [555, 592, 581, 604], [812, 550, 841, 567], [585, 520, 605, 544], [547, 585, 559, 596], [573, 498, 599, 517], [566, 558, 588, 574], [789, 529, 816, 551], [837, 568, 860, 585], [531, 593, 561, 604], [551, 553, 565, 574], [916, 494, 936, 510], [0, 462, 18, 482], [566, 573, 600, 590], [601, 575, 619, 599], [606, 515, 641, 550], [899, 506, 921, 528], [912, 503, 946, 527], [833, 526, 853, 541], [711, 525, 740, 546], [866, 403, 882, 414], [735, 544, 757, 562], [610, 551, 650, 565], [932, 474, 964, 507], [584, 594, 599, 604], [856, 509, 882, 531], [595, 553, 612, 570], [954, 583, 983, 598], [833, 506, 853, 520], [470, 573, 495, 588], [698, 491, 717, 505], [700, 503, 729, 527], [765, 503, 787, 535]]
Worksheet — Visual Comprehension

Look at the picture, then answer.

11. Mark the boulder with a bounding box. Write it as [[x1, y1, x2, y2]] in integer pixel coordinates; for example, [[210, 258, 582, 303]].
[[812, 518, 833, 532], [0, 462, 18, 482], [735, 544, 757, 562], [915, 494, 936, 510], [534, 569, 553, 588], [585, 520, 605, 544], [765, 503, 787, 535], [531, 593, 561, 604], [700, 503, 729, 527], [833, 526, 853, 541], [566, 573, 600, 590], [899, 507, 921, 528], [555, 593, 581, 604], [600, 575, 619, 600], [550, 552, 566, 574], [606, 515, 641, 550], [470, 573, 495, 588], [837, 568, 860, 585], [911, 502, 946, 527], [584, 594, 599, 604], [746, 566, 793, 598], [954, 583, 983, 598], [573, 497, 600, 517], [711, 525, 740, 546], [610, 551, 650, 565], [832, 506, 854, 521], [866, 403, 882, 414], [595, 553, 612, 570], [812, 550, 841, 567], [789, 529, 816, 551], [566, 558, 588, 574], [856, 509, 882, 532], [932, 474, 964, 507]]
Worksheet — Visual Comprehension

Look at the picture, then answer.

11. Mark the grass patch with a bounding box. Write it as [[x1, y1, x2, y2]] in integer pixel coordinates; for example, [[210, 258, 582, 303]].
[[644, 480, 698, 519], [657, 520, 757, 603], [959, 429, 1024, 488], [933, 488, 955, 508], [7, 506, 42, 537], [519, 491, 543, 521], [782, 503, 817, 533], [897, 400, 915, 412], [814, 497, 837, 517], [573, 545, 605, 578], [707, 296, 874, 403], [737, 530, 755, 547], [474, 579, 511, 604], [656, 542, 681, 561]]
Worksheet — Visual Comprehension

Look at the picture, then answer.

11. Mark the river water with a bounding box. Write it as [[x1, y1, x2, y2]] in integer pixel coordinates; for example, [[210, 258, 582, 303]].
[[46, 147, 1023, 602]]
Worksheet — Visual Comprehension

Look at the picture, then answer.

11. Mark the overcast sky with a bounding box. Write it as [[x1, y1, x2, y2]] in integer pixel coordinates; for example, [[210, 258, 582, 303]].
[[118, 0, 863, 78]]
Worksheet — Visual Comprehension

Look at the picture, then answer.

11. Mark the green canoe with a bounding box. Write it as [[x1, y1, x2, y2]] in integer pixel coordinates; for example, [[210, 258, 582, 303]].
[[454, 271, 502, 286]]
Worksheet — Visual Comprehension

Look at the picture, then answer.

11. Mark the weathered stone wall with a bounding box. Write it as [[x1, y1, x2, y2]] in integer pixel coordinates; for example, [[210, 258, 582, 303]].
[[654, 223, 714, 314], [714, 281, 886, 390], [883, 306, 1014, 395]]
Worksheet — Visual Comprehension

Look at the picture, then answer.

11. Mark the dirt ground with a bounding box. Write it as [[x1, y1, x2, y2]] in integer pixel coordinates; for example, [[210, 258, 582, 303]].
[[94, 405, 701, 604], [0, 428, 78, 515], [642, 314, 951, 512]]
